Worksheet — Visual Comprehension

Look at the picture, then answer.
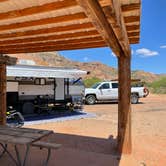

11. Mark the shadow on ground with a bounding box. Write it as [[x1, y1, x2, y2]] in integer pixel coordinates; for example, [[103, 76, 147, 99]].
[[0, 132, 122, 166], [92, 101, 145, 105]]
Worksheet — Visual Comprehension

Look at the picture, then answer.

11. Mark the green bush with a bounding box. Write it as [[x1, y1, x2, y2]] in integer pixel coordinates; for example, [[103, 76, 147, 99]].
[[148, 77, 166, 94], [83, 77, 102, 88]]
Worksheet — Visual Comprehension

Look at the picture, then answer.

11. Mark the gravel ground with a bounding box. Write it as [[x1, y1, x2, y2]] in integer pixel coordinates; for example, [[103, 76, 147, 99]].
[[26, 94, 166, 166]]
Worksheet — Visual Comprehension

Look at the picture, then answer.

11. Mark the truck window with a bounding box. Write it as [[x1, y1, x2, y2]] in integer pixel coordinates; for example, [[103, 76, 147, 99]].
[[99, 83, 110, 89], [112, 83, 118, 88], [91, 83, 101, 89]]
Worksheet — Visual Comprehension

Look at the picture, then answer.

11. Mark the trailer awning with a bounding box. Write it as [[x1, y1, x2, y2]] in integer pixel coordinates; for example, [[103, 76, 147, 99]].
[[7, 65, 88, 78]]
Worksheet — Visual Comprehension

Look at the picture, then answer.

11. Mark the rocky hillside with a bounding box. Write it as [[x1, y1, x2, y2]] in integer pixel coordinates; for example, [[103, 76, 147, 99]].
[[9, 52, 163, 83]]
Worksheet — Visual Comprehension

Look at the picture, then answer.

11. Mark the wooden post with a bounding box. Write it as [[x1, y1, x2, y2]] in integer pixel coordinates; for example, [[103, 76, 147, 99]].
[[118, 54, 132, 154], [0, 63, 7, 125], [0, 55, 17, 125]]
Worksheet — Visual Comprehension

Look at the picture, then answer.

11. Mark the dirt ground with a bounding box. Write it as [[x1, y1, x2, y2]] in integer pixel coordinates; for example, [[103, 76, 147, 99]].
[[27, 94, 166, 166]]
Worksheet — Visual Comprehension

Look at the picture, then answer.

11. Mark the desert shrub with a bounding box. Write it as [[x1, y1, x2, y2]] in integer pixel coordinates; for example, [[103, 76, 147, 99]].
[[83, 77, 102, 88], [148, 77, 166, 94]]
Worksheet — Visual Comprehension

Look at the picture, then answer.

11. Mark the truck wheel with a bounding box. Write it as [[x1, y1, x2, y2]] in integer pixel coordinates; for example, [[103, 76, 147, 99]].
[[131, 94, 139, 104], [86, 95, 96, 105]]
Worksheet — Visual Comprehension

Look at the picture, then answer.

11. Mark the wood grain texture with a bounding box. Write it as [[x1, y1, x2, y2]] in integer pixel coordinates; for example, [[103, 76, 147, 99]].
[[1, 41, 106, 54], [0, 36, 103, 50], [0, 22, 94, 39], [0, 13, 87, 32], [0, 64, 6, 125], [118, 54, 132, 154], [0, 125, 53, 144], [0, 30, 99, 45], [0, 0, 77, 20]]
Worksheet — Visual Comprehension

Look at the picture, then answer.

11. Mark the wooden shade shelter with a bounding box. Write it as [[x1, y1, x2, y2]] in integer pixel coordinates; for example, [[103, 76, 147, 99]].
[[0, 0, 141, 154]]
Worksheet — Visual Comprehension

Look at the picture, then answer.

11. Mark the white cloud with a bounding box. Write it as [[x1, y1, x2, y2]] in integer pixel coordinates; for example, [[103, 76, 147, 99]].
[[160, 45, 166, 48], [135, 48, 159, 57], [111, 52, 116, 57], [111, 50, 134, 57]]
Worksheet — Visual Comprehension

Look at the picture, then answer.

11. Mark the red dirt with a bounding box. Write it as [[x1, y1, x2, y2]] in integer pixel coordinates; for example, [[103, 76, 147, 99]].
[[1, 94, 165, 166]]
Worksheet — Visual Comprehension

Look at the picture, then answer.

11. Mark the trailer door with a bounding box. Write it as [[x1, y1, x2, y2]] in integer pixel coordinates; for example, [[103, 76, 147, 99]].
[[55, 78, 64, 100]]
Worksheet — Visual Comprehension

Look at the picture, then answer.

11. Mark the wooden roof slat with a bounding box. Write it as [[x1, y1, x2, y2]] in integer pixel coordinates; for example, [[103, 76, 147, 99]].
[[124, 16, 140, 23], [121, 2, 140, 12], [0, 22, 94, 40], [127, 31, 140, 37], [1, 41, 107, 54], [126, 25, 139, 31], [0, 0, 77, 21], [129, 37, 139, 44], [0, 14, 139, 40], [0, 12, 87, 32], [0, 0, 8, 2], [0, 36, 103, 50], [0, 30, 99, 45]]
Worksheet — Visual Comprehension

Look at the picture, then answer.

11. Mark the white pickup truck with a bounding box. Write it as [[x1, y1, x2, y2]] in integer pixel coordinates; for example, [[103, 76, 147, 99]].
[[84, 81, 149, 104]]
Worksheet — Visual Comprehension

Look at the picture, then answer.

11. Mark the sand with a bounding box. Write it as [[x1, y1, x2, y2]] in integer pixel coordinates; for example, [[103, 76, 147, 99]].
[[23, 94, 166, 165]]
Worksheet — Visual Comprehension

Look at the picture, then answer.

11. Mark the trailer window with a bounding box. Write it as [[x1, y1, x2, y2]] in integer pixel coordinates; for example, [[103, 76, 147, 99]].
[[34, 78, 46, 85]]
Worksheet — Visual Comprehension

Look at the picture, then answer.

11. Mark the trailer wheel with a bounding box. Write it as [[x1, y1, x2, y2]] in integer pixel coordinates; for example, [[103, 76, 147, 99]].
[[85, 95, 96, 105], [22, 102, 34, 114]]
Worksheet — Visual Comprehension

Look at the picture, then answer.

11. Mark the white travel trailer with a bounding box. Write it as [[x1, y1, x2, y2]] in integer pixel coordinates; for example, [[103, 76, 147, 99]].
[[7, 65, 87, 114]]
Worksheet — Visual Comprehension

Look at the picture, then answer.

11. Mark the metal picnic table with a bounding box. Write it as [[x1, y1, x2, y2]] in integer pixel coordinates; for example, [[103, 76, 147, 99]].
[[0, 125, 58, 166]]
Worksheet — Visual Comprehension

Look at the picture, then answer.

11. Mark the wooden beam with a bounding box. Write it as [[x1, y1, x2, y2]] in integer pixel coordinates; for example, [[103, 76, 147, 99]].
[[0, 12, 87, 32], [0, 30, 99, 45], [100, 0, 140, 12], [0, 63, 6, 125], [0, 36, 103, 50], [101, 0, 131, 57], [0, 0, 77, 20], [0, 54, 17, 125], [77, 0, 126, 57], [0, 22, 94, 39], [104, 8, 140, 24], [1, 41, 106, 54], [118, 54, 132, 154]]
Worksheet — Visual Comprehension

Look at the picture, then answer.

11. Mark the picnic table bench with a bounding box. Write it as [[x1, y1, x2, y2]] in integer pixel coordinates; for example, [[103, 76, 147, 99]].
[[0, 125, 61, 166]]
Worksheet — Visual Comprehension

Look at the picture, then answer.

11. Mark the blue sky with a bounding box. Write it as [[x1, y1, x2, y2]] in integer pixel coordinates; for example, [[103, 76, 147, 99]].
[[59, 1, 166, 74]]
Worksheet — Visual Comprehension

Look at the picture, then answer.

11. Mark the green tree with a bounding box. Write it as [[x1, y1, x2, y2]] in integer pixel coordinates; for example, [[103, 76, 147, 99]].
[[148, 77, 166, 94], [83, 77, 102, 88]]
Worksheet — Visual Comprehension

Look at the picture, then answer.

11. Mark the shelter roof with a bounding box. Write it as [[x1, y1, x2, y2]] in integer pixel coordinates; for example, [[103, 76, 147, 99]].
[[0, 0, 141, 56]]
